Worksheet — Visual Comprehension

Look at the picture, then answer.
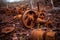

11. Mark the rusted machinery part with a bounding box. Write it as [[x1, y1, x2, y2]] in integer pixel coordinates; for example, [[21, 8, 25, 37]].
[[22, 10, 37, 29], [37, 18, 47, 24], [45, 19, 53, 28], [13, 14, 22, 20], [1, 27, 15, 34], [31, 29, 46, 40], [38, 9, 46, 18], [45, 31, 56, 40], [36, 10, 46, 24], [36, 9, 47, 25]]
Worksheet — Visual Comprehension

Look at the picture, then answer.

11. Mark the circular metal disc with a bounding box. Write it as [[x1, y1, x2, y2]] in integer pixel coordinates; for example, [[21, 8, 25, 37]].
[[22, 10, 37, 29]]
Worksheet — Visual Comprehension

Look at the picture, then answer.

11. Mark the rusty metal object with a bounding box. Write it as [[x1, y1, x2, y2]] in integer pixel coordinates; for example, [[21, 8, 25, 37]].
[[31, 29, 46, 40], [46, 31, 56, 40], [1, 27, 15, 34], [39, 10, 46, 18], [37, 18, 47, 24], [37, 10, 47, 24], [45, 19, 53, 28], [22, 10, 37, 29], [13, 14, 22, 20]]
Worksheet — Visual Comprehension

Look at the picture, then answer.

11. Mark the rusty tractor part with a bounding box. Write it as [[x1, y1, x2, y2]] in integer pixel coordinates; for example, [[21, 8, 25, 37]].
[[13, 14, 22, 20], [1, 27, 15, 34], [31, 29, 46, 40], [22, 10, 37, 29], [45, 31, 56, 40]]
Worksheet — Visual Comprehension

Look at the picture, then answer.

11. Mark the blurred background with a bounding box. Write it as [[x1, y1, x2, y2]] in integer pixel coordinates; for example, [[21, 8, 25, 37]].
[[0, 0, 60, 7]]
